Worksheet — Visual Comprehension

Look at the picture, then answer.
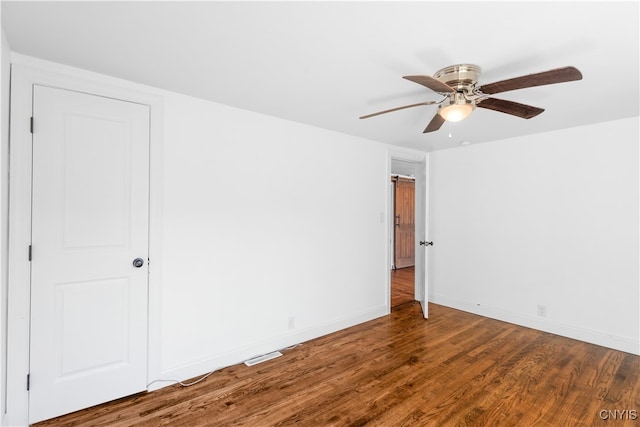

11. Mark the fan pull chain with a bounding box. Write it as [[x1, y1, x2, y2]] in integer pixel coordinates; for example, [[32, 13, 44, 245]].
[[448, 121, 452, 138]]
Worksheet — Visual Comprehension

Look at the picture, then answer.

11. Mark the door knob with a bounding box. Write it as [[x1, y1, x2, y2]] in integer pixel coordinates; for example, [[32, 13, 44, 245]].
[[132, 258, 145, 268]]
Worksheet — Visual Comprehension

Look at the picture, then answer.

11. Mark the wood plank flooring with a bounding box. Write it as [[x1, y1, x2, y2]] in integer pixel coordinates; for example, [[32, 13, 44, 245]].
[[35, 301, 639, 427], [391, 266, 414, 309]]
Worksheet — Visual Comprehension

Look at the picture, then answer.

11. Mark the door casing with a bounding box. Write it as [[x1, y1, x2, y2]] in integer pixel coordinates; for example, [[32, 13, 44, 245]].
[[5, 57, 164, 426]]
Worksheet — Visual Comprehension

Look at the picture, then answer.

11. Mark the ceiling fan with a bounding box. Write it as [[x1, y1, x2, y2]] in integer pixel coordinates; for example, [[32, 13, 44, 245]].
[[359, 64, 583, 133]]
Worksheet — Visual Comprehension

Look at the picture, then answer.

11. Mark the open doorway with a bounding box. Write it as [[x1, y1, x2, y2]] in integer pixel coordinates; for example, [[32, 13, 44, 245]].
[[389, 152, 429, 319], [388, 153, 429, 318], [391, 174, 415, 309]]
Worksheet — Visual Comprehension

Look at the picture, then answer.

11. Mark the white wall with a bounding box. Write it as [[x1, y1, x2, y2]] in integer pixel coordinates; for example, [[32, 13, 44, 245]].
[[0, 30, 11, 421], [159, 93, 390, 377], [429, 117, 639, 354]]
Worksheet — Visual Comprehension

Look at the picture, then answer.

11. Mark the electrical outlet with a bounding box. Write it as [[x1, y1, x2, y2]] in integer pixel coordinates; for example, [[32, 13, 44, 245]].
[[537, 305, 547, 317], [288, 316, 295, 330]]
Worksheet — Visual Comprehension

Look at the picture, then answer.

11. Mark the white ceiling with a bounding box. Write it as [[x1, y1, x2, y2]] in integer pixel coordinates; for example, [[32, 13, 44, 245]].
[[2, 1, 639, 152]]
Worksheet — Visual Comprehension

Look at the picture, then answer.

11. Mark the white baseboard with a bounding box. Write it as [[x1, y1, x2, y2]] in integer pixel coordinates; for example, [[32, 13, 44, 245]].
[[148, 304, 388, 391], [430, 293, 639, 356]]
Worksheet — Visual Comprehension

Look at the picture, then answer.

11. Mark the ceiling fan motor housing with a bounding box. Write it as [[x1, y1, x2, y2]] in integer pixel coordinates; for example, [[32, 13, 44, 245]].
[[434, 64, 482, 92]]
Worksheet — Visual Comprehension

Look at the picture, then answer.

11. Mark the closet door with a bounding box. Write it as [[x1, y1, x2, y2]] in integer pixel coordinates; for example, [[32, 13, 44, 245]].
[[29, 85, 150, 423]]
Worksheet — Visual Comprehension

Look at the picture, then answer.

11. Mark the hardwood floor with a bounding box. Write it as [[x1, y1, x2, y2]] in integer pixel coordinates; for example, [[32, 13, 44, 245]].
[[391, 266, 414, 309], [35, 302, 640, 427]]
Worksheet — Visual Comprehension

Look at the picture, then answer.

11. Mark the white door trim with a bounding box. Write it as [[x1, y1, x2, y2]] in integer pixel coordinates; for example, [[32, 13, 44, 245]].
[[386, 149, 428, 313], [6, 56, 164, 426]]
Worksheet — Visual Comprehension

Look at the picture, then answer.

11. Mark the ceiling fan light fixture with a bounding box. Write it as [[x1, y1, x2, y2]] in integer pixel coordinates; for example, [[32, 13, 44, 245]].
[[439, 103, 475, 122]]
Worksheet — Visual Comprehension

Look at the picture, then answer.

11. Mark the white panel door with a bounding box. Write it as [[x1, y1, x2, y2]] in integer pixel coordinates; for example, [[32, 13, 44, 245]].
[[29, 85, 150, 424], [414, 158, 428, 318]]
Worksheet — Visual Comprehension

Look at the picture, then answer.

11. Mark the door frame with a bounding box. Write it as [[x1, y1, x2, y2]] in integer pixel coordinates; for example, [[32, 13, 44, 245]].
[[5, 56, 164, 426], [387, 149, 429, 313]]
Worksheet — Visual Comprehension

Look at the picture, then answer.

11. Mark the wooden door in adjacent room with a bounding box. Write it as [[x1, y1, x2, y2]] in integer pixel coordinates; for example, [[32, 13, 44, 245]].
[[393, 176, 415, 269]]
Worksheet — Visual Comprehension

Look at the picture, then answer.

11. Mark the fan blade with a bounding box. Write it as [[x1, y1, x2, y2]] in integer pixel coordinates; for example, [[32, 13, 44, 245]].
[[479, 66, 583, 95], [359, 101, 437, 119], [403, 75, 455, 94], [477, 97, 544, 119], [423, 112, 445, 133]]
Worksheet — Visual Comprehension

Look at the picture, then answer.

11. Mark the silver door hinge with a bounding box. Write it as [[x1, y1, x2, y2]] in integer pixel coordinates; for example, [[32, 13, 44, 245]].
[[30, 117, 34, 133], [28, 245, 32, 261], [27, 373, 30, 391]]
